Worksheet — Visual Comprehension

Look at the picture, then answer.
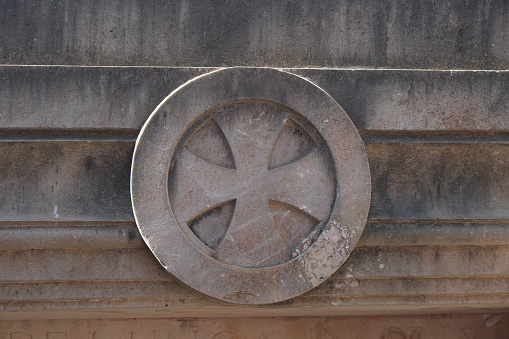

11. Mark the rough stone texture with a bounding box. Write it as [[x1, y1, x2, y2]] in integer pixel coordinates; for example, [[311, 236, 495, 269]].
[[2, 67, 508, 131], [131, 68, 371, 304], [1, 0, 509, 333], [0, 66, 212, 130], [1, 0, 509, 69], [367, 142, 509, 219], [0, 141, 133, 221], [2, 140, 509, 222], [2, 315, 509, 338]]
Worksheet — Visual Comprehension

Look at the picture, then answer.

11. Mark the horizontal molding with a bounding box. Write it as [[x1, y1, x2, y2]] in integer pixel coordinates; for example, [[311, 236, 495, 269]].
[[366, 142, 509, 219], [339, 245, 509, 279], [2, 140, 509, 221], [1, 277, 508, 302], [361, 131, 509, 144], [0, 248, 166, 282], [0, 280, 189, 301], [2, 246, 509, 282], [1, 67, 508, 132], [0, 128, 139, 141], [0, 225, 143, 251], [2, 296, 509, 318], [3, 65, 509, 72], [310, 276, 509, 298], [2, 246, 509, 315], [0, 141, 134, 222], [0, 220, 135, 227], [1, 0, 508, 69], [294, 69, 509, 133], [3, 128, 509, 144], [1, 221, 508, 251], [359, 221, 509, 247]]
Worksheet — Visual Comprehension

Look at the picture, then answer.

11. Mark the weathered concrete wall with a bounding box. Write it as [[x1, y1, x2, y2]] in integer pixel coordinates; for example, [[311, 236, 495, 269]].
[[1, 0, 508, 335], [1, 0, 509, 69], [2, 67, 509, 130]]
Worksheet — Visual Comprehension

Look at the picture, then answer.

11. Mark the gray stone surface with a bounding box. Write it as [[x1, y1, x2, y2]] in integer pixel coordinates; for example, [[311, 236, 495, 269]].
[[0, 141, 133, 221], [1, 1, 509, 69], [3, 243, 509, 284], [2, 67, 509, 131], [0, 66, 211, 130], [367, 142, 509, 219], [3, 222, 509, 252], [2, 140, 508, 222], [1, 0, 509, 324]]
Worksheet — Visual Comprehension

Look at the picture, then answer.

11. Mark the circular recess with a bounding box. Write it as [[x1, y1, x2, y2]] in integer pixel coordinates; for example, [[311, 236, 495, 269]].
[[131, 68, 371, 304]]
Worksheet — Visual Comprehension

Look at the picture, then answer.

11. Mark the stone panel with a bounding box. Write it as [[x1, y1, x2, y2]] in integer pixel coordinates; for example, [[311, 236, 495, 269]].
[[1, 67, 508, 131], [3, 276, 509, 306], [2, 222, 509, 252], [1, 314, 508, 338], [2, 140, 508, 221], [0, 66, 211, 130], [2, 0, 509, 327], [296, 69, 509, 132], [367, 142, 509, 219], [1, 1, 509, 69], [3, 246, 509, 284], [0, 141, 133, 221]]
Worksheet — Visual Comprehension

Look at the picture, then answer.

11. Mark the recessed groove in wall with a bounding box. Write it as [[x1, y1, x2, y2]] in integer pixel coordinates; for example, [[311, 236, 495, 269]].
[[2, 129, 509, 143], [0, 128, 139, 142], [358, 222, 509, 247], [0, 220, 137, 227], [0, 279, 176, 287], [361, 130, 509, 143], [3, 297, 508, 318], [2, 246, 508, 282], [309, 277, 509, 297], [2, 278, 509, 302], [367, 218, 509, 225], [0, 225, 143, 251], [3, 275, 509, 290]]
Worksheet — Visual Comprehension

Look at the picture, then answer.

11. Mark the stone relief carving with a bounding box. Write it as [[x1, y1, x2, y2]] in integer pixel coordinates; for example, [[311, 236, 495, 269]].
[[131, 67, 371, 304], [169, 100, 335, 268]]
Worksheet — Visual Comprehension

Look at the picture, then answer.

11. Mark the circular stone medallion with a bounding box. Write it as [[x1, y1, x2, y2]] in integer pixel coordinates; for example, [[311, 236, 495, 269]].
[[131, 68, 371, 304]]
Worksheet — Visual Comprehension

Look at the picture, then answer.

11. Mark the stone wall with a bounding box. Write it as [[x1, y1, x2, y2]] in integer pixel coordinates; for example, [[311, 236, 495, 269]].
[[1, 0, 509, 336]]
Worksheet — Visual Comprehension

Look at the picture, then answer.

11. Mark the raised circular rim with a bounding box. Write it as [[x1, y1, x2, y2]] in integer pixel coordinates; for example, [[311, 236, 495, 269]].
[[131, 67, 371, 304]]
